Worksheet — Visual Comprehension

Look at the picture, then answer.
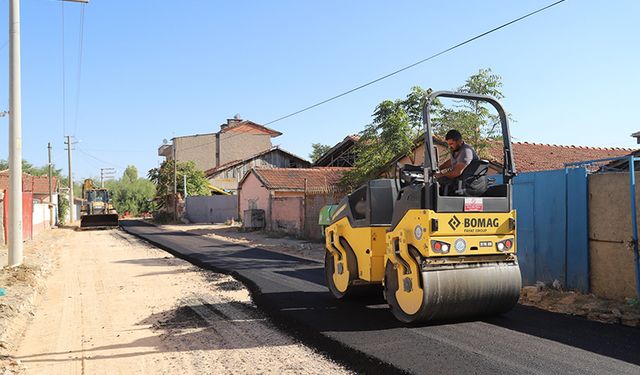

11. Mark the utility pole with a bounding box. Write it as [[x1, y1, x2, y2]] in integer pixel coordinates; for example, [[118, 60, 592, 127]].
[[183, 174, 187, 198], [100, 167, 115, 187], [173, 142, 177, 221], [48, 142, 54, 227], [6, 0, 89, 266], [8, 0, 23, 267], [48, 143, 52, 201], [65, 135, 74, 223]]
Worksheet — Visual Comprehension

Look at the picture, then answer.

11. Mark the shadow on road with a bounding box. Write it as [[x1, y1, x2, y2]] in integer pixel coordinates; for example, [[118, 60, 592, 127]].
[[18, 300, 293, 364]]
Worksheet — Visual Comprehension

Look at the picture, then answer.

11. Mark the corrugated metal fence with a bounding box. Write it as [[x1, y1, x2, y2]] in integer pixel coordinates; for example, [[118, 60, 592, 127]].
[[498, 168, 589, 291]]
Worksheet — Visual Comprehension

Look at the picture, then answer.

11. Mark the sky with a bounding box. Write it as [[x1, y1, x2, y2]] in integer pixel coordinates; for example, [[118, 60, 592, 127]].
[[0, 0, 637, 181]]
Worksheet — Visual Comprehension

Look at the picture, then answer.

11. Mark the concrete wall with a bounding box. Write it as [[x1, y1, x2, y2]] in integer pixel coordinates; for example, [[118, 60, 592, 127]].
[[589, 172, 638, 300], [32, 203, 51, 237], [271, 195, 303, 234], [238, 172, 271, 224], [219, 131, 272, 166], [174, 134, 217, 171], [185, 195, 238, 223]]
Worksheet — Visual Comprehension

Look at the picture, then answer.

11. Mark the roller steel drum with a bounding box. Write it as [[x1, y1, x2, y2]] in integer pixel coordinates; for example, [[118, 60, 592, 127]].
[[385, 261, 522, 323]]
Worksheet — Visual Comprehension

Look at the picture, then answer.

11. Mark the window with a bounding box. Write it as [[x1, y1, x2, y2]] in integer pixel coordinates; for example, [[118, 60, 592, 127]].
[[348, 186, 367, 220]]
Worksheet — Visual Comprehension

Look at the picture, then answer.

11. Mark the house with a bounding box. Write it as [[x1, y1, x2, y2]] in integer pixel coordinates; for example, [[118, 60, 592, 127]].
[[0, 171, 59, 243], [238, 167, 349, 238], [381, 137, 632, 177], [0, 171, 59, 202], [157, 116, 283, 172], [205, 146, 311, 193], [486, 142, 632, 172], [313, 135, 359, 167]]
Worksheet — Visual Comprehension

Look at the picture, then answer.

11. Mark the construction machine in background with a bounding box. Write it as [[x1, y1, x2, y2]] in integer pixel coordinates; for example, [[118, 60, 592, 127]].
[[324, 91, 521, 323], [80, 179, 119, 229]]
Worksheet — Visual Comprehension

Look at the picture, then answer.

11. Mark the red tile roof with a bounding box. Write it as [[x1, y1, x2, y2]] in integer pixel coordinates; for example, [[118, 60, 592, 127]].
[[248, 167, 350, 191], [486, 142, 633, 172], [220, 120, 282, 137], [0, 170, 58, 194]]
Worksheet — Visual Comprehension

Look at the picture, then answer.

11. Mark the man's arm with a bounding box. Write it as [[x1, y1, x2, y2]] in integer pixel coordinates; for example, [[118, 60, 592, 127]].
[[436, 148, 473, 178], [440, 163, 466, 178], [438, 159, 452, 170]]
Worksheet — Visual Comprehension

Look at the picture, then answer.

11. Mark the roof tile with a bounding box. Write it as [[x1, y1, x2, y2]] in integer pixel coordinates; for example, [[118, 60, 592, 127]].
[[0, 170, 58, 194], [486, 142, 633, 172], [251, 167, 350, 191]]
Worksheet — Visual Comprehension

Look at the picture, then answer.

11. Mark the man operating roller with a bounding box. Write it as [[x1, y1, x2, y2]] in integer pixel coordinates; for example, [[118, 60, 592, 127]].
[[433, 129, 487, 196]]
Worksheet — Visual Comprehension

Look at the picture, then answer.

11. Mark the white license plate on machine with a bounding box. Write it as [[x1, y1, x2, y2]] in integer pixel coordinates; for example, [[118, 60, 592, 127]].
[[464, 198, 483, 212]]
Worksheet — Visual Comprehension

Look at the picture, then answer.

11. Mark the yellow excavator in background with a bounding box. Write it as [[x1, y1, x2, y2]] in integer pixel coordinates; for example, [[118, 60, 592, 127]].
[[324, 91, 521, 323], [80, 179, 119, 228]]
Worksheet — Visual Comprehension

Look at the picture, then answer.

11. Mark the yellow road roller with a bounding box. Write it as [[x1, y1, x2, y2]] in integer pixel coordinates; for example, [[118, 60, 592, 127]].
[[324, 91, 521, 323]]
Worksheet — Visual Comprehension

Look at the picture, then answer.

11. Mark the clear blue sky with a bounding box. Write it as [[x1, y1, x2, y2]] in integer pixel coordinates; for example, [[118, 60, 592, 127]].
[[0, 0, 637, 180]]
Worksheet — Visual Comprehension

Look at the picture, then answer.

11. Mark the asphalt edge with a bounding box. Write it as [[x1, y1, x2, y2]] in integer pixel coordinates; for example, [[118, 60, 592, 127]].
[[120, 221, 410, 375]]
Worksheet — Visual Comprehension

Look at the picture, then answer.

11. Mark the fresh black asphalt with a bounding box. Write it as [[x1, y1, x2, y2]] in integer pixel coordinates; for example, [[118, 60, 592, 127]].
[[120, 220, 640, 375]]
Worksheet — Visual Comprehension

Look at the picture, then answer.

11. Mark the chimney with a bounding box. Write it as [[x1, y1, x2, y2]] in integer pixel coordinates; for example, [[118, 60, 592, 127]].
[[632, 131, 640, 144], [221, 114, 242, 130]]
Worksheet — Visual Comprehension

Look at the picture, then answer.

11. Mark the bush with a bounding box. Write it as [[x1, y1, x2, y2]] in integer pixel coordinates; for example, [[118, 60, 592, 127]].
[[57, 194, 69, 226]]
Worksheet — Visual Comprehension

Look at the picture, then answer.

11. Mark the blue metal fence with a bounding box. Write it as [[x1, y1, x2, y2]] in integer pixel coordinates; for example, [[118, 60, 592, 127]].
[[496, 167, 589, 291]]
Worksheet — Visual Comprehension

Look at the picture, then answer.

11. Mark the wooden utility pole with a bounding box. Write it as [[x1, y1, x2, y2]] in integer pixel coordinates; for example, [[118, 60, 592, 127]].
[[65, 135, 74, 222], [48, 142, 54, 227], [173, 143, 177, 221]]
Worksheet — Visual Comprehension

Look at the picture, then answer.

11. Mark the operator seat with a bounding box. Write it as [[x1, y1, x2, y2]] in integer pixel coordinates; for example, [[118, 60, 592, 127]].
[[454, 159, 489, 196]]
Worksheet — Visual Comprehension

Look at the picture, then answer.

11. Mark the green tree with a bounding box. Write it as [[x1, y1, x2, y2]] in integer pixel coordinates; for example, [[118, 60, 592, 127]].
[[57, 193, 69, 225], [104, 165, 156, 216], [433, 68, 507, 155], [147, 160, 209, 209], [122, 165, 138, 184], [342, 68, 508, 188], [341, 87, 434, 188], [309, 143, 332, 162], [0, 159, 62, 176]]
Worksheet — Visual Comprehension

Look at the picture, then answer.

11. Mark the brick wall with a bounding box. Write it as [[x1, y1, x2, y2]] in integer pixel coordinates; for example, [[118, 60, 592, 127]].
[[303, 190, 346, 240]]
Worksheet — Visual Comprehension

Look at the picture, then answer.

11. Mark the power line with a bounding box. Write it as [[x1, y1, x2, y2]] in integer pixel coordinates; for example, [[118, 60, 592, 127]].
[[77, 148, 124, 169], [61, 1, 66, 137], [73, 3, 86, 136], [81, 147, 148, 153], [264, 0, 566, 126]]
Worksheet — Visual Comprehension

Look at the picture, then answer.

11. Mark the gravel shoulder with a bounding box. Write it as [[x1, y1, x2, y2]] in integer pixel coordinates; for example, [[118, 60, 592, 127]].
[[3, 228, 349, 375], [0, 228, 72, 374]]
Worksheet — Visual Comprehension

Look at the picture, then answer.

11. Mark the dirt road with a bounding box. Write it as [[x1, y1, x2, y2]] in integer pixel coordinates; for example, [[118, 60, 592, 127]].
[[14, 229, 349, 375]]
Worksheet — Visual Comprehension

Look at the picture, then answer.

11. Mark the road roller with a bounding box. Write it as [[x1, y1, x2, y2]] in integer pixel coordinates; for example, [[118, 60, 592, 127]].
[[324, 91, 521, 323]]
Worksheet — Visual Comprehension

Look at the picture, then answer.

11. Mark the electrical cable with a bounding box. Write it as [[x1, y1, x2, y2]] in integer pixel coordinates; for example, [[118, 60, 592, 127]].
[[73, 3, 86, 136], [61, 1, 66, 137], [77, 148, 124, 170], [264, 0, 566, 126]]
